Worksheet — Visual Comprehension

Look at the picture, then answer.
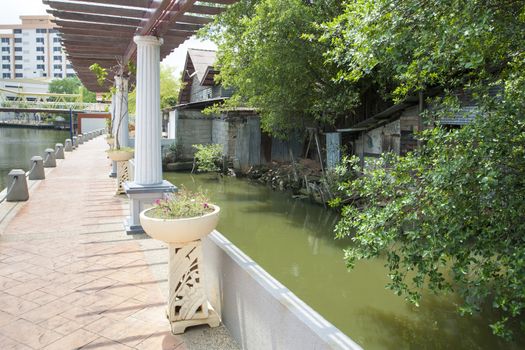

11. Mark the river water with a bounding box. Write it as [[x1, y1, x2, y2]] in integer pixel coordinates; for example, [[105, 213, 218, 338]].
[[1, 128, 523, 349], [0, 128, 70, 191], [165, 172, 525, 350]]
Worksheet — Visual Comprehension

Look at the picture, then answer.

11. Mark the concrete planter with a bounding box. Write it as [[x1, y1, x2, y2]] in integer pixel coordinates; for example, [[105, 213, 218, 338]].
[[107, 150, 134, 162], [139, 204, 221, 334], [140, 205, 220, 243]]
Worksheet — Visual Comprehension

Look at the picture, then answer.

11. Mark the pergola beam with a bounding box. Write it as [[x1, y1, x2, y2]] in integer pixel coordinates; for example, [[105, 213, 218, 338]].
[[43, 0, 148, 19], [55, 0, 152, 9], [49, 0, 237, 92], [48, 10, 142, 27]]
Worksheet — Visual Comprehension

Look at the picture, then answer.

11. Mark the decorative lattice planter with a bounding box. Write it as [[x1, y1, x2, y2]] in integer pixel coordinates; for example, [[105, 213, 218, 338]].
[[140, 205, 221, 334]]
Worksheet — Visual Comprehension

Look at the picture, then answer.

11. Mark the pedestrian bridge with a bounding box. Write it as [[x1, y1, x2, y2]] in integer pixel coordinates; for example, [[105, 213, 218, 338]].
[[0, 87, 109, 113]]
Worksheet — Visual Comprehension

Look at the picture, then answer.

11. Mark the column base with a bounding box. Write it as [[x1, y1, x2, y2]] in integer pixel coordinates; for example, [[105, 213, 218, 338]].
[[109, 171, 117, 178], [169, 305, 220, 335], [124, 180, 177, 235]]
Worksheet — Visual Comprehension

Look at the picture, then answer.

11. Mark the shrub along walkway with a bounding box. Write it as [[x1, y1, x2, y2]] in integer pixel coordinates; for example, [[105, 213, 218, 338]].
[[0, 136, 238, 350]]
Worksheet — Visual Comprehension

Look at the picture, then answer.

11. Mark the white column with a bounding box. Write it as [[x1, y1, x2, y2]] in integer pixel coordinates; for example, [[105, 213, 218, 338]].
[[134, 35, 163, 185], [114, 75, 129, 149]]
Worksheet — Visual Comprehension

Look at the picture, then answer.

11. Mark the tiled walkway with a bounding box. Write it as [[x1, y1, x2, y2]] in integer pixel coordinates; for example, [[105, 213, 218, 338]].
[[0, 136, 238, 350]]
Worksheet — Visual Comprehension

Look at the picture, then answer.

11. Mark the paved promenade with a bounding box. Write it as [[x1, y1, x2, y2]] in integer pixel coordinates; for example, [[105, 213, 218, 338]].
[[0, 136, 238, 350]]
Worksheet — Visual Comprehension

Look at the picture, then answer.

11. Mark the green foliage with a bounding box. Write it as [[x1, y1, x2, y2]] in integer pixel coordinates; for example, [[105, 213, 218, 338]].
[[203, 0, 357, 139], [336, 68, 525, 342], [324, 0, 525, 339], [324, 155, 360, 207], [192, 144, 223, 173], [322, 0, 525, 101], [146, 190, 214, 220], [89, 63, 108, 86], [48, 76, 96, 103]]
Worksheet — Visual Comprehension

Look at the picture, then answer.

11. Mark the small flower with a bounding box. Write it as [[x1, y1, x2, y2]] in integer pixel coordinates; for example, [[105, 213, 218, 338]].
[[154, 199, 161, 205], [203, 203, 209, 209]]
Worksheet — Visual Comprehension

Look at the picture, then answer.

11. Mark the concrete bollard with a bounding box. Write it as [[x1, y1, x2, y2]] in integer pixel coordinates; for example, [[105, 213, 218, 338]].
[[65, 139, 73, 152], [55, 143, 65, 160], [43, 148, 57, 168], [85, 132, 91, 141], [28, 156, 45, 180], [78, 134, 84, 145], [72, 136, 78, 149], [6, 169, 29, 202]]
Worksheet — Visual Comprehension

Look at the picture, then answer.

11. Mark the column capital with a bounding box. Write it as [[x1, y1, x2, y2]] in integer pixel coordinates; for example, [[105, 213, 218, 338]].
[[133, 35, 163, 46]]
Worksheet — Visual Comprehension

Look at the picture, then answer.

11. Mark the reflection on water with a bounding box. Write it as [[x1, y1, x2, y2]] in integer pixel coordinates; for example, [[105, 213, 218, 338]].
[[165, 172, 525, 350], [0, 128, 70, 190]]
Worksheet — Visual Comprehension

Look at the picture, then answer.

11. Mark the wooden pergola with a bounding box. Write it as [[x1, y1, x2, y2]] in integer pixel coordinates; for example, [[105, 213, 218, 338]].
[[43, 0, 235, 92]]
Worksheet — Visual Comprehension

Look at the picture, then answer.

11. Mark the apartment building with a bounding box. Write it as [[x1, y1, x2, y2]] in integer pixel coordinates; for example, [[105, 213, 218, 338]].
[[0, 15, 75, 80]]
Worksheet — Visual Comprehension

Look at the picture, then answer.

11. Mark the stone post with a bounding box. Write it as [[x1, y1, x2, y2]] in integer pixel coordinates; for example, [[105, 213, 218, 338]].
[[43, 148, 56, 168], [78, 134, 84, 145], [124, 35, 175, 234], [72, 136, 78, 149], [65, 139, 73, 152], [28, 156, 45, 180], [55, 143, 65, 160], [6, 169, 29, 202]]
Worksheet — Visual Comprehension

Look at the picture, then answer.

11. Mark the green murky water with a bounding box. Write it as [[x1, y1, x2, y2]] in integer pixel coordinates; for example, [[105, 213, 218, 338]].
[[164, 172, 525, 350], [0, 127, 70, 190]]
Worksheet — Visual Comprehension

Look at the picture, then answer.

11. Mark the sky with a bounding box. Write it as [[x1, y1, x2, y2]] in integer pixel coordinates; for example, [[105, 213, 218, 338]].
[[0, 0, 217, 76]]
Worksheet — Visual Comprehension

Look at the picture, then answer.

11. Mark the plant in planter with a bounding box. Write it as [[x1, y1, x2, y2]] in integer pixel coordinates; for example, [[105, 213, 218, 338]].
[[140, 189, 221, 334], [90, 62, 135, 160]]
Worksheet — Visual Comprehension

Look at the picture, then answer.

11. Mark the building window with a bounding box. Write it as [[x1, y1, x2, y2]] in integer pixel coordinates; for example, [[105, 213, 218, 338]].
[[1, 47, 9, 52], [14, 56, 22, 60], [14, 47, 22, 52], [2, 55, 9, 61], [14, 38, 21, 43], [2, 73, 11, 78], [36, 55, 45, 61], [2, 64, 10, 69], [53, 47, 61, 52], [36, 29, 47, 34], [53, 37, 60, 43], [13, 29, 21, 34], [36, 64, 45, 70], [53, 64, 61, 70], [66, 73, 75, 78], [36, 37, 44, 43], [14, 64, 22, 69], [66, 64, 73, 69], [1, 38, 9, 43], [15, 73, 23, 78], [49, 29, 58, 34], [53, 55, 62, 61], [36, 47, 45, 52], [54, 73, 62, 78]]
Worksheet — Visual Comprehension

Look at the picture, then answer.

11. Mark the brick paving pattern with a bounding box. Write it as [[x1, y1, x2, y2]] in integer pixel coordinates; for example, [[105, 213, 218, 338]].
[[0, 136, 237, 350]]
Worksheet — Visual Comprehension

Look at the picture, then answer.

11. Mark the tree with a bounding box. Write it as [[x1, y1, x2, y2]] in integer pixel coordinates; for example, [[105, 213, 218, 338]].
[[48, 76, 96, 103], [203, 0, 357, 139], [326, 0, 525, 339]]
